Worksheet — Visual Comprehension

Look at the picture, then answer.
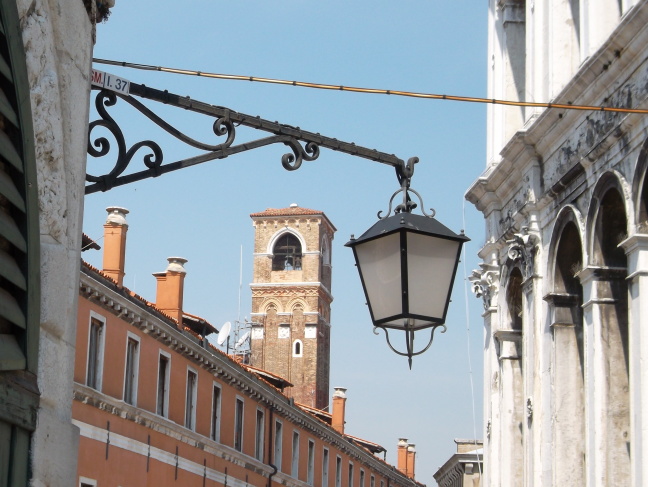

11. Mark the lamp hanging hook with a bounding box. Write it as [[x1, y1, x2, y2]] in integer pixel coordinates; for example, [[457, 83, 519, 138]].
[[378, 157, 435, 219]]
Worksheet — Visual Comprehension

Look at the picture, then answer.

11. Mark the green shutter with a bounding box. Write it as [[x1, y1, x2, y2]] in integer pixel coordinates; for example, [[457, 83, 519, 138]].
[[0, 1, 41, 486]]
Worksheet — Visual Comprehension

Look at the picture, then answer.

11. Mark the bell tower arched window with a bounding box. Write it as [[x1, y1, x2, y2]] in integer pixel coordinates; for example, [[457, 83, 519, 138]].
[[272, 233, 302, 271]]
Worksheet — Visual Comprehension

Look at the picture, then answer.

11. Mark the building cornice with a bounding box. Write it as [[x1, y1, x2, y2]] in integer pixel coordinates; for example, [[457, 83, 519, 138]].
[[251, 214, 337, 234], [250, 281, 333, 302], [467, 2, 648, 216]]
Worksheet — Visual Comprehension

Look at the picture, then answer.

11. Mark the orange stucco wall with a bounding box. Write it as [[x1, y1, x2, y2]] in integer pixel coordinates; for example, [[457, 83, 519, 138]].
[[74, 274, 414, 487]]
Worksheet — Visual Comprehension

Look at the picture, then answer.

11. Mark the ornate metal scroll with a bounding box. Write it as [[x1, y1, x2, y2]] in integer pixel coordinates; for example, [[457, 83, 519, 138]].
[[86, 82, 407, 194]]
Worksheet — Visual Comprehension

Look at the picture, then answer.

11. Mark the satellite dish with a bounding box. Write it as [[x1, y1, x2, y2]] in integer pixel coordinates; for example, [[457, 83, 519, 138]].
[[234, 331, 251, 350], [217, 322, 232, 346]]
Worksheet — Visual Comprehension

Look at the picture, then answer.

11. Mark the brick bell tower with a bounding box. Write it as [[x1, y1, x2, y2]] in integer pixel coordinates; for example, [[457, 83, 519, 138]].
[[249, 204, 335, 409]]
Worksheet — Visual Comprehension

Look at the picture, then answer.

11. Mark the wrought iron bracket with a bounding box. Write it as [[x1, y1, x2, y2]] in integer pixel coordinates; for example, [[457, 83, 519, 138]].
[[86, 82, 412, 194]]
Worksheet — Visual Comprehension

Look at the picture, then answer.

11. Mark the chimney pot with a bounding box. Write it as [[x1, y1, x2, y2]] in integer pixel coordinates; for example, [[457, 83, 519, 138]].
[[406, 443, 416, 480], [102, 206, 129, 286], [332, 387, 347, 434], [166, 257, 188, 274], [333, 387, 347, 398], [154, 257, 188, 324], [397, 438, 409, 477], [105, 206, 129, 226]]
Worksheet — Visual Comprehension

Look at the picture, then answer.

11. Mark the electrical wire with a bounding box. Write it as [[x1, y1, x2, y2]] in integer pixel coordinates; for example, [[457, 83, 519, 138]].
[[461, 197, 483, 477], [93, 58, 648, 115]]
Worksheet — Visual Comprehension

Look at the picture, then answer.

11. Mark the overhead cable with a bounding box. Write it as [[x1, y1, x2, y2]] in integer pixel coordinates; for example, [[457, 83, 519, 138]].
[[92, 58, 648, 115]]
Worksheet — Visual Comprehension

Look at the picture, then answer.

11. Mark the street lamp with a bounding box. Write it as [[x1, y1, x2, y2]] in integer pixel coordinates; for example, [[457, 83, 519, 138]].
[[346, 158, 469, 367], [86, 82, 468, 367]]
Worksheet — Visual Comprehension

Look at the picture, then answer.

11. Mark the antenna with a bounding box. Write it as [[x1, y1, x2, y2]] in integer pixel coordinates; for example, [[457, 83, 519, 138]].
[[237, 245, 242, 324], [234, 331, 250, 350], [217, 321, 232, 346]]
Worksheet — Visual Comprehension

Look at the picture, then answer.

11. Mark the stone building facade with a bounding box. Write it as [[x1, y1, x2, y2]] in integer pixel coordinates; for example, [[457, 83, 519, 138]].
[[466, 1, 648, 486], [249, 205, 335, 410], [433, 440, 482, 487]]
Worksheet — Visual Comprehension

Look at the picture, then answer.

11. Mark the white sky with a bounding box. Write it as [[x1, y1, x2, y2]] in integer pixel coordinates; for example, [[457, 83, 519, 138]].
[[82, 1, 488, 483]]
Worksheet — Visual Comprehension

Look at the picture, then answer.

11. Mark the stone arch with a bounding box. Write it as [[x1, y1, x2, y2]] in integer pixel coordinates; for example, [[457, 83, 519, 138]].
[[547, 205, 586, 292], [263, 300, 283, 314], [287, 298, 308, 314], [585, 171, 631, 483], [266, 228, 307, 255], [587, 171, 631, 267], [547, 207, 586, 485], [632, 137, 648, 231]]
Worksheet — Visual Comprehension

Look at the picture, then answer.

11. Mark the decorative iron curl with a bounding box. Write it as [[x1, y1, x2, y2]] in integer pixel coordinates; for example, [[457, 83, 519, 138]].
[[87, 90, 163, 189], [87, 88, 240, 191], [281, 139, 320, 171], [377, 187, 436, 220], [113, 89, 237, 152]]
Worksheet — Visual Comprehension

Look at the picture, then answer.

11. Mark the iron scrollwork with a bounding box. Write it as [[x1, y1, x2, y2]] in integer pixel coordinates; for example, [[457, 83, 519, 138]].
[[87, 89, 163, 192], [86, 82, 407, 194], [281, 139, 320, 171]]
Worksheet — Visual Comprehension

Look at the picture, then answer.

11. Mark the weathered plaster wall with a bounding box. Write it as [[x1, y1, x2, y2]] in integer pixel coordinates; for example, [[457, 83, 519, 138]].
[[16, 0, 94, 484], [468, 1, 648, 486]]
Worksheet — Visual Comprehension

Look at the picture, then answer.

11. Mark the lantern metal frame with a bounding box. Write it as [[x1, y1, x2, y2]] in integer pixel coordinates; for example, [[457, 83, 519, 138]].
[[346, 158, 469, 367]]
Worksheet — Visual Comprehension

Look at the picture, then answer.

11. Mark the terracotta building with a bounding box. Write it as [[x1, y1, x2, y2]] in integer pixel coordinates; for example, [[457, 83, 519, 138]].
[[249, 205, 335, 409], [73, 207, 422, 487]]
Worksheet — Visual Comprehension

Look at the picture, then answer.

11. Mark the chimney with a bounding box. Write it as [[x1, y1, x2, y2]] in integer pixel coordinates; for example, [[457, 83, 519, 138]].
[[332, 387, 347, 434], [406, 443, 416, 480], [397, 438, 408, 476], [102, 206, 129, 286], [154, 257, 188, 324]]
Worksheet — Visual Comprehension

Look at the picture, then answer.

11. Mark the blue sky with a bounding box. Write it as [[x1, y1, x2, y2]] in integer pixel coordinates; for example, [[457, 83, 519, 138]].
[[83, 2, 488, 483]]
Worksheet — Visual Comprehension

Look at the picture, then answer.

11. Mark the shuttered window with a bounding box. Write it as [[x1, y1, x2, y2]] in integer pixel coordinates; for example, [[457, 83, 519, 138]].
[[0, 2, 40, 485], [0, 0, 39, 375]]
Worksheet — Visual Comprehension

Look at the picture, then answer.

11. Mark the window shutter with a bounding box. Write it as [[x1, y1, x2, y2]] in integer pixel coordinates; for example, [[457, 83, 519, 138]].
[[0, 1, 41, 485], [0, 0, 39, 374]]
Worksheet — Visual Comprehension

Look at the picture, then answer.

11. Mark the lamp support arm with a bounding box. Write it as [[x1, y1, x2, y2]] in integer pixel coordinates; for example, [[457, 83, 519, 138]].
[[86, 83, 412, 194]]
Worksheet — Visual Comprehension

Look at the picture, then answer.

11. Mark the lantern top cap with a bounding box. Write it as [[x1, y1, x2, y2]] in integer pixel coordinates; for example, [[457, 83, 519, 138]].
[[345, 211, 469, 248]]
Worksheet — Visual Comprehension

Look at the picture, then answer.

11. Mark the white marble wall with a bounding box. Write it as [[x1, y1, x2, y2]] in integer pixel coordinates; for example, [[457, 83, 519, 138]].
[[469, 1, 648, 486], [16, 0, 94, 485]]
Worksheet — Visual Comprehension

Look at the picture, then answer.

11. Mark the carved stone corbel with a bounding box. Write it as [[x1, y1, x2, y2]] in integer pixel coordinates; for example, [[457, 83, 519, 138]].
[[470, 264, 500, 310], [506, 226, 539, 280]]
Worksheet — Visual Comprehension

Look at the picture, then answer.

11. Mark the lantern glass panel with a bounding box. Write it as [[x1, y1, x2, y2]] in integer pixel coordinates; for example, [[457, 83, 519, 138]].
[[407, 233, 461, 322], [354, 232, 402, 322]]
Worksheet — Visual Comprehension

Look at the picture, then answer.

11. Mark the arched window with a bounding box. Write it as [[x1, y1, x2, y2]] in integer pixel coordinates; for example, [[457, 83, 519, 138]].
[[293, 340, 303, 357], [550, 218, 585, 484], [272, 233, 302, 271], [321, 237, 331, 266], [591, 185, 630, 480], [506, 268, 524, 331]]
